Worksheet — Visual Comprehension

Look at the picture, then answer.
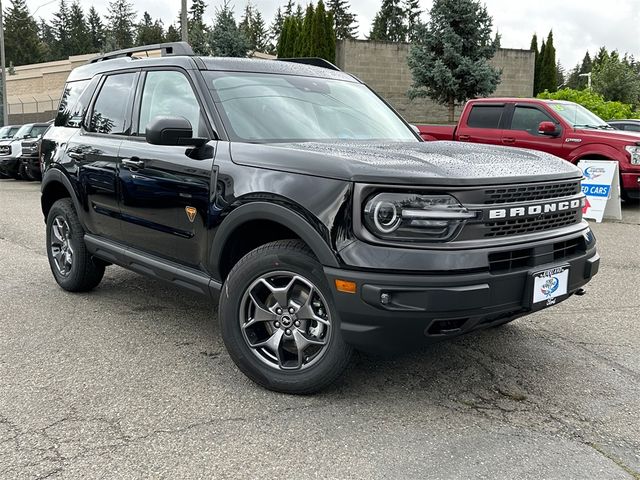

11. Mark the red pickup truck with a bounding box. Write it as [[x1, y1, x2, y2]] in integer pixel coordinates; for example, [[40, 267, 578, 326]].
[[418, 98, 640, 200]]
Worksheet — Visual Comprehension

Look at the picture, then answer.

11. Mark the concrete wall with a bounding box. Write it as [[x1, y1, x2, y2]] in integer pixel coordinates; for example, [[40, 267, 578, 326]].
[[335, 39, 535, 124]]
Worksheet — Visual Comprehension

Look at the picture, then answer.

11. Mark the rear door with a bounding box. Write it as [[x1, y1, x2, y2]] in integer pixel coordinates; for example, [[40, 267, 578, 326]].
[[69, 71, 139, 241], [117, 68, 215, 268], [456, 103, 507, 145], [502, 103, 564, 156]]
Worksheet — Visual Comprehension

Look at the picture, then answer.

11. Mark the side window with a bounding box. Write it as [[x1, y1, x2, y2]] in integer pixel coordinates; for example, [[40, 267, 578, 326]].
[[89, 73, 137, 135], [138, 70, 204, 136], [466, 106, 504, 129], [56, 80, 90, 128], [625, 124, 640, 132], [510, 106, 555, 135]]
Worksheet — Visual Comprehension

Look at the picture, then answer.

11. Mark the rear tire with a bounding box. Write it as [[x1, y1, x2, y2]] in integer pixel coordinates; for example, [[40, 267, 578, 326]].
[[46, 198, 105, 292], [219, 240, 352, 394]]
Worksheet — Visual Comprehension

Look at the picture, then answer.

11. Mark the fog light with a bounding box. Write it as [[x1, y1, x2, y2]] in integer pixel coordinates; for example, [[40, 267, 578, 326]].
[[380, 293, 391, 305]]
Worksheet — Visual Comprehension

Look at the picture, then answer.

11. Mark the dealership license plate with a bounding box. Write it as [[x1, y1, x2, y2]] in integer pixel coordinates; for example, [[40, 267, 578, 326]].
[[532, 266, 569, 306]]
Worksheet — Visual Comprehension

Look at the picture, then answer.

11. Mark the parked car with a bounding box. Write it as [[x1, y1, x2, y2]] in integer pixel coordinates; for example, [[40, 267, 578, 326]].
[[0, 125, 21, 179], [608, 119, 640, 132], [19, 121, 53, 181], [0, 123, 49, 179], [41, 43, 598, 394], [417, 99, 640, 200]]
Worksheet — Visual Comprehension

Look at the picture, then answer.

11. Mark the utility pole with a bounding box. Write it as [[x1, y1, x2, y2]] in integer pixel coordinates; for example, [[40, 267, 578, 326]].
[[578, 72, 592, 90], [0, 0, 8, 126], [181, 0, 188, 43]]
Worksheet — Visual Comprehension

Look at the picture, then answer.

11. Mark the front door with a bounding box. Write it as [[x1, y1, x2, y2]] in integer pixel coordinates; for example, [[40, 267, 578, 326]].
[[117, 69, 215, 269], [502, 104, 565, 157]]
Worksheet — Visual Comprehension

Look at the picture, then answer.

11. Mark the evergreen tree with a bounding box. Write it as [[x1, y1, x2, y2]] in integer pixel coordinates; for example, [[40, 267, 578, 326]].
[[295, 4, 314, 56], [539, 31, 557, 92], [52, 0, 71, 58], [593, 46, 609, 69], [311, 0, 331, 60], [3, 0, 42, 66], [269, 7, 285, 54], [295, 4, 304, 20], [325, 10, 336, 62], [580, 51, 592, 73], [38, 19, 58, 61], [536, 39, 545, 94], [404, 0, 421, 42], [239, 3, 256, 50], [407, 0, 501, 122], [87, 6, 106, 52], [277, 16, 291, 57], [106, 0, 137, 50], [68, 1, 91, 55], [209, 1, 248, 57], [556, 61, 565, 88], [369, 0, 406, 42], [592, 51, 640, 104], [165, 24, 181, 42], [284, 0, 295, 17], [188, 0, 209, 54], [530, 34, 539, 95], [327, 0, 357, 40], [136, 12, 164, 46], [252, 11, 269, 52]]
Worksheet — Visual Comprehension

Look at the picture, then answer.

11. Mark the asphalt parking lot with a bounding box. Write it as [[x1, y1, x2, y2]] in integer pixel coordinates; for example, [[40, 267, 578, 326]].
[[0, 179, 639, 479]]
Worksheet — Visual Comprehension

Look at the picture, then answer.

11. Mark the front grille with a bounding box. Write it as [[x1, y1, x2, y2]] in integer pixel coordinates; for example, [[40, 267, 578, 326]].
[[484, 210, 578, 238], [489, 236, 586, 273], [484, 181, 581, 204]]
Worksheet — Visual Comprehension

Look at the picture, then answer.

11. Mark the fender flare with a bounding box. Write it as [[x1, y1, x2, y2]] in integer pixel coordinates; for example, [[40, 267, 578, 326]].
[[40, 168, 83, 219], [568, 144, 625, 164], [210, 202, 340, 276]]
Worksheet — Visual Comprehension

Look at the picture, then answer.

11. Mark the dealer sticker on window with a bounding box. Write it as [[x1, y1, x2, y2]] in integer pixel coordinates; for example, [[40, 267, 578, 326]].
[[533, 266, 569, 305]]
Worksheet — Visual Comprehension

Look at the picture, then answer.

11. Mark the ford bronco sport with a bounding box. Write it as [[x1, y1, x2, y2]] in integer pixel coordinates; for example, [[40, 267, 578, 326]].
[[40, 43, 599, 393]]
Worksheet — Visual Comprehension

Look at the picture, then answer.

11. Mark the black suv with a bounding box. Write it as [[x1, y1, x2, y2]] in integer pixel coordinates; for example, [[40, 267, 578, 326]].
[[41, 43, 599, 393]]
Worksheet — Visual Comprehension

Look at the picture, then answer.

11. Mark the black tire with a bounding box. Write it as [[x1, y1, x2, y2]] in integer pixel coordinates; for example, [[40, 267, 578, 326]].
[[46, 198, 105, 292], [18, 163, 32, 181], [219, 240, 352, 394]]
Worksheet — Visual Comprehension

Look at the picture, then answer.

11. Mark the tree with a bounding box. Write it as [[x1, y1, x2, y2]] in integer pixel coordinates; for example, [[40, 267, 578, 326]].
[[310, 0, 333, 61], [3, 0, 42, 66], [52, 0, 71, 58], [592, 51, 640, 105], [239, 3, 267, 52], [136, 12, 164, 46], [209, 1, 248, 57], [68, 1, 91, 55], [539, 31, 557, 92], [538, 88, 636, 121], [38, 19, 58, 61], [165, 24, 181, 42], [369, 0, 406, 42], [530, 34, 539, 95], [404, 0, 421, 42], [106, 0, 137, 50], [188, 0, 209, 54], [556, 61, 565, 89], [327, 0, 357, 40], [295, 3, 314, 56], [407, 0, 501, 122], [87, 6, 106, 52], [268, 7, 285, 53]]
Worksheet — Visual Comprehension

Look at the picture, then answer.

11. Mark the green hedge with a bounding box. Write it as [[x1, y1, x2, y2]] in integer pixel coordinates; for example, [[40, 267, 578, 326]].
[[537, 88, 638, 120]]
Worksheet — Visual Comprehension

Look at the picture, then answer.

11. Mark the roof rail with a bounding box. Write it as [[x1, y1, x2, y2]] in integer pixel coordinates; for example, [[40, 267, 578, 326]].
[[277, 57, 341, 71], [89, 42, 194, 64]]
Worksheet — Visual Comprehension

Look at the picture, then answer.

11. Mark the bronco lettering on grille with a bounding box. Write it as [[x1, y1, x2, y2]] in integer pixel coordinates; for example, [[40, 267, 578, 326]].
[[488, 199, 582, 220]]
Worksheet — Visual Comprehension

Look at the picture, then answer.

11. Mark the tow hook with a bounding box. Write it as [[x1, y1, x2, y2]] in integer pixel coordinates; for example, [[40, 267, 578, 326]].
[[575, 288, 587, 296]]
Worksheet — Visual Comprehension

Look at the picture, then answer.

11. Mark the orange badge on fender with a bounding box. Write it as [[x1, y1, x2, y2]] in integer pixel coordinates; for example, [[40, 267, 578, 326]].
[[185, 206, 197, 223]]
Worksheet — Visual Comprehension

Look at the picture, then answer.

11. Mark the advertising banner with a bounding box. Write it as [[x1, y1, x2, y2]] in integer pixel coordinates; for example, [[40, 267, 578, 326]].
[[577, 160, 622, 223]]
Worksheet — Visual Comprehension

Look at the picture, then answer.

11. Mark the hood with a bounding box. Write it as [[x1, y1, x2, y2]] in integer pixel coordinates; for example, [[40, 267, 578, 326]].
[[575, 127, 640, 144], [229, 141, 581, 185]]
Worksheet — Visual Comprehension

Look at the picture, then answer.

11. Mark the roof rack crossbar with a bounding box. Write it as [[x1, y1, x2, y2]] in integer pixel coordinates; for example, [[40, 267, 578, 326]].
[[277, 57, 341, 71], [89, 42, 194, 64]]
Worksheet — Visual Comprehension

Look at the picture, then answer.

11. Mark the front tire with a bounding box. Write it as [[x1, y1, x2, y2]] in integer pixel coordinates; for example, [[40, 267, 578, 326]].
[[219, 240, 352, 394], [46, 198, 105, 292]]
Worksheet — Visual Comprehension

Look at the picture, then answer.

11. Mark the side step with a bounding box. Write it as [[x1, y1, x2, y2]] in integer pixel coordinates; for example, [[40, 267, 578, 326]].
[[84, 234, 220, 298]]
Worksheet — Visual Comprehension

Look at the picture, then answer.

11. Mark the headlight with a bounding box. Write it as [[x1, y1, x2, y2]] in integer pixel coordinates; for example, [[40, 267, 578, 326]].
[[625, 145, 640, 165], [363, 193, 477, 242]]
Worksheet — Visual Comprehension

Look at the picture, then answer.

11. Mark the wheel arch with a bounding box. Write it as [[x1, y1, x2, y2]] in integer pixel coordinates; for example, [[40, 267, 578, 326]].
[[568, 144, 625, 164], [211, 202, 339, 282], [41, 169, 82, 221]]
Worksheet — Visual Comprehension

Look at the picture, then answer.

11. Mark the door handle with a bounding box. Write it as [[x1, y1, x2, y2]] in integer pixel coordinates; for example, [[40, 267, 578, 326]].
[[459, 135, 471, 141], [121, 158, 145, 170], [68, 151, 85, 160], [502, 137, 516, 144]]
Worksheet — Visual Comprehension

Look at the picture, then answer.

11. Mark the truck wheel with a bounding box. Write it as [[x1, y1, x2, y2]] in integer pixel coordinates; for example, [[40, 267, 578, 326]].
[[219, 240, 352, 394], [46, 198, 105, 292]]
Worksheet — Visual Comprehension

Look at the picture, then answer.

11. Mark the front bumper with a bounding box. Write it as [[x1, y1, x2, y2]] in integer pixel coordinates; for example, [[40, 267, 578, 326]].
[[326, 228, 599, 352], [20, 155, 41, 177], [621, 172, 640, 199], [0, 157, 20, 176]]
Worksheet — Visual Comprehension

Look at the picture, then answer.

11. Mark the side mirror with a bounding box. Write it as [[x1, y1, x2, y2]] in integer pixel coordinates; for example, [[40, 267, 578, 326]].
[[538, 121, 560, 137], [145, 116, 207, 147]]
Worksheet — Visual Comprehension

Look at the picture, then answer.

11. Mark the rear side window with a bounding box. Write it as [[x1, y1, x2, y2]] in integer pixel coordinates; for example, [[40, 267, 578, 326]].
[[56, 80, 90, 127], [466, 105, 504, 129], [623, 124, 640, 132], [88, 73, 137, 135]]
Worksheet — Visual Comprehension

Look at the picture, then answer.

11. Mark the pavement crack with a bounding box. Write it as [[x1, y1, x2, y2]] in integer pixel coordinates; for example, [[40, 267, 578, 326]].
[[586, 442, 640, 479]]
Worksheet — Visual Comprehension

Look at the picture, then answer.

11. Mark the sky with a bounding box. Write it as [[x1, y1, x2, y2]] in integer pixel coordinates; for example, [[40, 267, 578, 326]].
[[25, 0, 640, 70]]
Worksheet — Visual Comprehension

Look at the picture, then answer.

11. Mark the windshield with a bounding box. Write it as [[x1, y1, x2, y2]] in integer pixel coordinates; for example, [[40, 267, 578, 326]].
[[13, 124, 48, 139], [205, 72, 418, 143], [547, 102, 610, 129], [0, 126, 19, 138]]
